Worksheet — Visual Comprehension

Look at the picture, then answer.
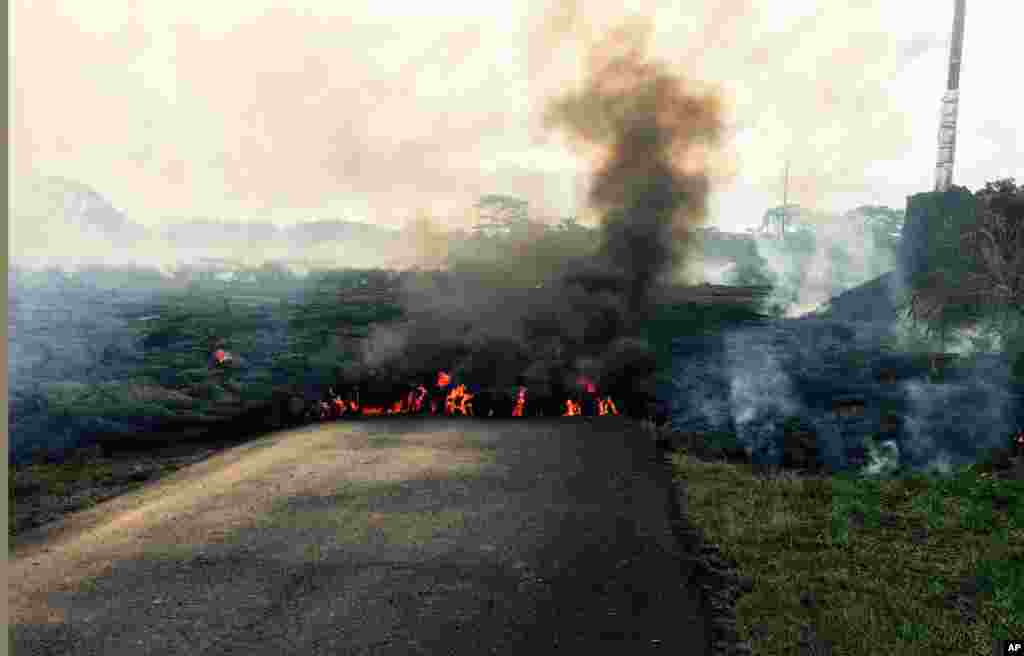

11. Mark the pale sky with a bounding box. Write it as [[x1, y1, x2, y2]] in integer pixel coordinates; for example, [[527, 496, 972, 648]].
[[9, 0, 1022, 235]]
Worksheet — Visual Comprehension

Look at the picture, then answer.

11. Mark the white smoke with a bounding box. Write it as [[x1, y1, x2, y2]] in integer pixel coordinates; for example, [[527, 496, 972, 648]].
[[862, 438, 901, 477], [724, 326, 799, 457], [749, 211, 899, 318]]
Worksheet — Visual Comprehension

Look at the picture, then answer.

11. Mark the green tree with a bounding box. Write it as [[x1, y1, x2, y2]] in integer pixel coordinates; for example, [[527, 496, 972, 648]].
[[474, 195, 530, 235], [965, 179, 1024, 375], [846, 205, 904, 254], [904, 181, 1022, 356], [725, 257, 775, 287], [963, 178, 1023, 307]]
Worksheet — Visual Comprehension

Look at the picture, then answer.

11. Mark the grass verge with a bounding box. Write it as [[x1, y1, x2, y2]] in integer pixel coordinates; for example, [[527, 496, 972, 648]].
[[669, 449, 1024, 655]]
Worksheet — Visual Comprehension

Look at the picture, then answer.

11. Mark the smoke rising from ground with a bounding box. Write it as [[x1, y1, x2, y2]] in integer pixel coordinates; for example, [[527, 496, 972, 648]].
[[543, 21, 723, 320], [360, 20, 723, 407]]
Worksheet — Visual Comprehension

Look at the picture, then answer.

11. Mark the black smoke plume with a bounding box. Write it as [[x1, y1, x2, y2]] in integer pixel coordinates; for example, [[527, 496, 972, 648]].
[[359, 23, 723, 416]]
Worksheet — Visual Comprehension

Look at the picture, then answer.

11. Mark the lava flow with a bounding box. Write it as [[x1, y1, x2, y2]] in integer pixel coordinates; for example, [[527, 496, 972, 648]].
[[310, 370, 621, 421], [512, 387, 527, 417], [598, 397, 619, 416], [444, 384, 474, 417]]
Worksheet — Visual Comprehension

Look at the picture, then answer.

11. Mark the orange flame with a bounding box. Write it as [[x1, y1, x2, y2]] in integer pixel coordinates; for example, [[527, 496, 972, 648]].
[[412, 385, 428, 412], [512, 386, 528, 417], [577, 375, 597, 394], [379, 384, 430, 416], [598, 397, 619, 416], [445, 384, 474, 416], [330, 375, 624, 420]]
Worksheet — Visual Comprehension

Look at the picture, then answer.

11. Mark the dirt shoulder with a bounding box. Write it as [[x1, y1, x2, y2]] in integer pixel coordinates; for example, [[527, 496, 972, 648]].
[[10, 418, 711, 655]]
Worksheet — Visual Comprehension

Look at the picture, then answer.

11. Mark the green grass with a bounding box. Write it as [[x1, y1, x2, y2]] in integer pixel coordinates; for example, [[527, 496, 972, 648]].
[[669, 451, 1024, 654], [647, 296, 1024, 652], [26, 268, 409, 455], [11, 461, 118, 497]]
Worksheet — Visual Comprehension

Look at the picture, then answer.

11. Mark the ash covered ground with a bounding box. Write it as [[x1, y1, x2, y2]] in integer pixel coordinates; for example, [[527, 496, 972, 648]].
[[663, 277, 1024, 475]]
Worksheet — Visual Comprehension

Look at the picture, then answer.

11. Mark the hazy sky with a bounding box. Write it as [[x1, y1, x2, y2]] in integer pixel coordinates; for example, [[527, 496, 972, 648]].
[[9, 0, 1022, 234]]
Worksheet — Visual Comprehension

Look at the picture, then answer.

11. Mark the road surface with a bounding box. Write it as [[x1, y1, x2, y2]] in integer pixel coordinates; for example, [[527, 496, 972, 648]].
[[10, 418, 710, 654]]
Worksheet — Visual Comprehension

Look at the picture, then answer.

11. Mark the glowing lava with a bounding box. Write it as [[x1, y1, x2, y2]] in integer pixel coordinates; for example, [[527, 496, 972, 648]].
[[598, 397, 619, 416], [512, 387, 527, 417], [311, 369, 619, 420], [445, 384, 474, 417], [387, 385, 429, 415]]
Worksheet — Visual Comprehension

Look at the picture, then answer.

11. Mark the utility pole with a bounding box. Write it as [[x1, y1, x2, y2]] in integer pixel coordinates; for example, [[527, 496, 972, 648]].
[[935, 0, 966, 192], [781, 160, 790, 240]]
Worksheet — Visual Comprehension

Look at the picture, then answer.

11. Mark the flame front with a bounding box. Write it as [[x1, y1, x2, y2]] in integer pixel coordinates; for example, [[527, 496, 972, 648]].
[[445, 384, 474, 416], [412, 385, 428, 411], [598, 397, 619, 416], [512, 387, 527, 417], [386, 385, 428, 415], [310, 372, 620, 420]]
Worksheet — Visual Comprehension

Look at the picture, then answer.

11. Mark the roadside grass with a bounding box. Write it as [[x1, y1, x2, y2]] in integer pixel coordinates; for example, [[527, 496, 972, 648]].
[[8, 456, 185, 539], [10, 461, 115, 501], [669, 450, 1024, 655], [648, 295, 1024, 651]]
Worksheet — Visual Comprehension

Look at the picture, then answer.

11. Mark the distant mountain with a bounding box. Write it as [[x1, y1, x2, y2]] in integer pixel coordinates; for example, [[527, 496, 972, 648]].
[[40, 177, 152, 246], [160, 219, 282, 248], [10, 176, 403, 271], [283, 220, 399, 247], [160, 218, 399, 250]]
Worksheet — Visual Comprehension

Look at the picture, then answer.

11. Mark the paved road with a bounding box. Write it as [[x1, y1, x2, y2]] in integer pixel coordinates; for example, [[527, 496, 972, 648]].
[[11, 418, 710, 654]]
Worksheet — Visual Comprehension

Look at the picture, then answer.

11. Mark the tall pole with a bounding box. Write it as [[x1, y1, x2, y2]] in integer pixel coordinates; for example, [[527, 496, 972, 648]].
[[781, 160, 790, 239], [935, 0, 966, 192]]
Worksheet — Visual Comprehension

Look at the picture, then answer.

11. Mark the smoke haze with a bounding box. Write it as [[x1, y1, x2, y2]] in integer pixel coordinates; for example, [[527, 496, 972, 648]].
[[10, 0, 932, 260]]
